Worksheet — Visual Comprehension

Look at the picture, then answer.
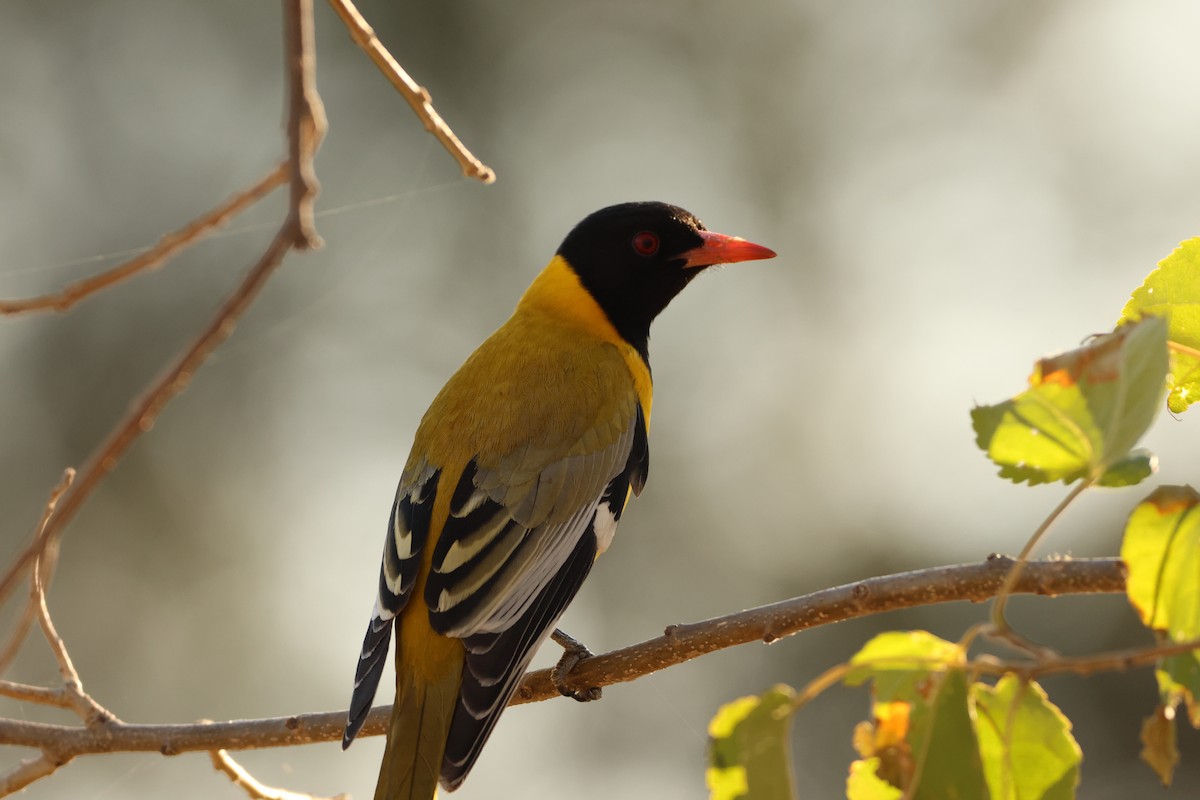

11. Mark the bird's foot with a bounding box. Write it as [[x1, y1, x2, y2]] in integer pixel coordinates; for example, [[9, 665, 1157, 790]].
[[550, 628, 602, 702]]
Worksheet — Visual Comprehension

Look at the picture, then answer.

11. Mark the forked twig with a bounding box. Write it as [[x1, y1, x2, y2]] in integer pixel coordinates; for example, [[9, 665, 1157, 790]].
[[0, 2, 329, 796]]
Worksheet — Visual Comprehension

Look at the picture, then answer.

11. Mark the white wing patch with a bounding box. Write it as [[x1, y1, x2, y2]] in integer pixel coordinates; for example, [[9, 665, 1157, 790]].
[[593, 502, 619, 554]]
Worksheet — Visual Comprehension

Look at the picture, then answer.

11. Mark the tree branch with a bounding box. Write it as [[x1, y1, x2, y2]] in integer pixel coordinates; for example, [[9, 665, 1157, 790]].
[[0, 558, 1126, 761], [325, 0, 496, 184], [514, 555, 1126, 704]]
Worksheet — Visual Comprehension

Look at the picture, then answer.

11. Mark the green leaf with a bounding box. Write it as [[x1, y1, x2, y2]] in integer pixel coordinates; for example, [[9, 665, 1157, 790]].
[[844, 631, 964, 701], [1156, 650, 1200, 728], [906, 669, 988, 800], [972, 317, 1169, 485], [1097, 449, 1158, 487], [1120, 237, 1200, 413], [1121, 485, 1200, 638], [706, 685, 797, 800], [1122, 486, 1200, 735], [971, 675, 1081, 800], [1140, 705, 1179, 787], [847, 758, 903, 800], [845, 637, 984, 800]]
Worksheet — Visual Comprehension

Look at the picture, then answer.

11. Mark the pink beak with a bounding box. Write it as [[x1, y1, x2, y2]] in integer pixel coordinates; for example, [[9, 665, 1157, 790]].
[[681, 230, 777, 269]]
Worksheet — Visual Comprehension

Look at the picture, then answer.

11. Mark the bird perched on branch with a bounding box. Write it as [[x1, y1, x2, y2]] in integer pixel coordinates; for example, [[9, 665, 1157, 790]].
[[343, 201, 775, 800]]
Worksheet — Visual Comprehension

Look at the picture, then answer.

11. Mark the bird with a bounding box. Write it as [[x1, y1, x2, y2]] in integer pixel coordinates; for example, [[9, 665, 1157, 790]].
[[342, 201, 776, 800]]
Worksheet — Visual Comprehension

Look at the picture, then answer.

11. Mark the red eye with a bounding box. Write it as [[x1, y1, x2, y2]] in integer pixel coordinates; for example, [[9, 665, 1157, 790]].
[[632, 231, 660, 256]]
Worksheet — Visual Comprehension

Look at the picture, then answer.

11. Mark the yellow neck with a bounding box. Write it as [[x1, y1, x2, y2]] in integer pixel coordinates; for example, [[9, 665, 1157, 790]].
[[518, 255, 654, 424]]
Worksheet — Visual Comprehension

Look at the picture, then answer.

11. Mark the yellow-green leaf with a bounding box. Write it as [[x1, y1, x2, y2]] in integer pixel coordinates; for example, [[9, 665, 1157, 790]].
[[906, 669, 988, 800], [848, 668, 986, 800], [1121, 485, 1200, 638], [1097, 449, 1158, 488], [707, 686, 797, 800], [845, 638, 987, 800], [1121, 237, 1200, 413], [844, 631, 964, 702], [847, 758, 903, 800], [1140, 705, 1179, 787], [971, 675, 1081, 800], [1156, 651, 1200, 728], [971, 317, 1168, 486]]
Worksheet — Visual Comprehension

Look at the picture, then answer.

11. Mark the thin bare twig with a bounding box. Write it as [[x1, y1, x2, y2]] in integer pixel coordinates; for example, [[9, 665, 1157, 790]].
[[0, 558, 1126, 763], [31, 545, 112, 726], [0, 6, 329, 610], [0, 680, 73, 709], [1020, 636, 1200, 679], [0, 164, 288, 317], [0, 229, 297, 623], [0, 3, 329, 794], [284, 0, 327, 249], [325, 0, 496, 184], [0, 469, 75, 677], [0, 603, 37, 677], [990, 479, 1093, 639], [210, 750, 348, 800], [0, 753, 59, 796]]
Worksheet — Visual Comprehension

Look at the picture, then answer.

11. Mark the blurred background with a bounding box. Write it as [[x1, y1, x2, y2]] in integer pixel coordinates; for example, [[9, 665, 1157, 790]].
[[3, 0, 1200, 797]]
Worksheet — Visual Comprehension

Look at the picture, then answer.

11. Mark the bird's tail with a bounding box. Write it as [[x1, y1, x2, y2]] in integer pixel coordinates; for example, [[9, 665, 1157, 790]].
[[374, 627, 464, 800]]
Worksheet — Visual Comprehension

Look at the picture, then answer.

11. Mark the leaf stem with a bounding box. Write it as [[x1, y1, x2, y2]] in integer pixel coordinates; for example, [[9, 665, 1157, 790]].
[[990, 479, 1093, 636]]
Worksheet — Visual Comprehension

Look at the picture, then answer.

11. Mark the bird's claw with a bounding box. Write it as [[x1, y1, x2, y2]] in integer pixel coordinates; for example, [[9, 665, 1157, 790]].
[[550, 628, 602, 702]]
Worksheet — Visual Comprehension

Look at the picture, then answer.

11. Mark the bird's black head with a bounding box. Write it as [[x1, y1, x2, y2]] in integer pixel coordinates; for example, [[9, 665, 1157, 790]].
[[557, 201, 775, 361]]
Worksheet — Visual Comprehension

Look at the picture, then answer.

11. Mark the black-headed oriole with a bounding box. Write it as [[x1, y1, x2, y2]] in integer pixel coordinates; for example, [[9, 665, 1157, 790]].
[[343, 202, 775, 799]]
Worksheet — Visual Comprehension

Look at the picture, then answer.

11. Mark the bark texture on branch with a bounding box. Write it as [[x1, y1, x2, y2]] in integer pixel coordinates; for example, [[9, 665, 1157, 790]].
[[0, 557, 1125, 760]]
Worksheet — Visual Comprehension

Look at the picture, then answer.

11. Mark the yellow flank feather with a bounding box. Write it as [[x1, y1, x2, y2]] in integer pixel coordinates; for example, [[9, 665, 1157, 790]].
[[377, 475, 465, 800]]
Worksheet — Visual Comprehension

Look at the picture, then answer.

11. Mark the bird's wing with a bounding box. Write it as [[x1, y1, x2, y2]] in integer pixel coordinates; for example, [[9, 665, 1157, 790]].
[[343, 387, 649, 752], [344, 459, 441, 746], [424, 392, 644, 637], [435, 396, 648, 788]]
